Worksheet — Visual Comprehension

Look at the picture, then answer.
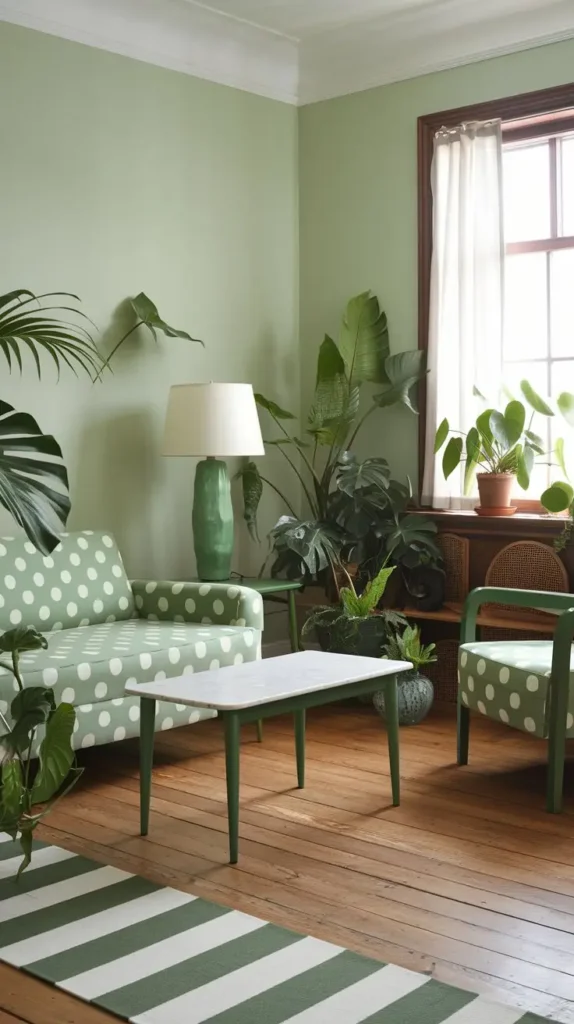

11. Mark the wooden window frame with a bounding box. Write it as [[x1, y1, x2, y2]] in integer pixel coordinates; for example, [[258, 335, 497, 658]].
[[417, 82, 574, 508]]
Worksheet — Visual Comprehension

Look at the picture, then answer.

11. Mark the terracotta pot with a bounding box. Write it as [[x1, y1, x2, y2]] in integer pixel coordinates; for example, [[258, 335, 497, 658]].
[[476, 472, 516, 512]]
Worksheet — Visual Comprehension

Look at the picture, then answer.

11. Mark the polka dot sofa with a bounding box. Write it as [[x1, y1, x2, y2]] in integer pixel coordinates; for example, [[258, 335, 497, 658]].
[[0, 531, 263, 752], [457, 585, 574, 813]]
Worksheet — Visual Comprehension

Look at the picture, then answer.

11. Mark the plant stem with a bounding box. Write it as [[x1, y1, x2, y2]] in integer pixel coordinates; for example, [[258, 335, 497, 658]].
[[93, 320, 143, 381], [271, 438, 317, 515], [345, 400, 377, 451], [258, 475, 298, 517]]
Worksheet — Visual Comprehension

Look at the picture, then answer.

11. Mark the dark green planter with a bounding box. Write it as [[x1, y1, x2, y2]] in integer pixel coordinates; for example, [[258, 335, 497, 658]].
[[315, 614, 389, 658], [373, 670, 434, 725]]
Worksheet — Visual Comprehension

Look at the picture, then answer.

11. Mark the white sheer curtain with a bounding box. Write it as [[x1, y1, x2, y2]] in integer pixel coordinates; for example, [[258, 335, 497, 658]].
[[422, 120, 504, 509]]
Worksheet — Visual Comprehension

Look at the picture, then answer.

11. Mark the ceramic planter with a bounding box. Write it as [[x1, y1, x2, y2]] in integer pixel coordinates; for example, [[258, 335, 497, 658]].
[[373, 669, 434, 725], [476, 472, 516, 516]]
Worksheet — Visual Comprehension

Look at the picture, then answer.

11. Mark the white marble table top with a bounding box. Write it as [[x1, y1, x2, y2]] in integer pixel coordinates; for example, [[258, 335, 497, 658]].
[[125, 649, 413, 710]]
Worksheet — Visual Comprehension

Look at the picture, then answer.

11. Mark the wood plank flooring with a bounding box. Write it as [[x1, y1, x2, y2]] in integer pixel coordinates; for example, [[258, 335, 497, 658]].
[[4, 703, 574, 1023]]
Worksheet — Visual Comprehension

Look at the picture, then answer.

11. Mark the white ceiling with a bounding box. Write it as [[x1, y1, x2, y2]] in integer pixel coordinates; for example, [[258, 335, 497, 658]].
[[1, 0, 574, 104]]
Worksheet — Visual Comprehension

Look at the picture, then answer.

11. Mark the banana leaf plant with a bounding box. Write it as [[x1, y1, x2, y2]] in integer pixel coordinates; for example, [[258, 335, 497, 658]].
[[0, 288, 103, 872], [238, 291, 433, 584]]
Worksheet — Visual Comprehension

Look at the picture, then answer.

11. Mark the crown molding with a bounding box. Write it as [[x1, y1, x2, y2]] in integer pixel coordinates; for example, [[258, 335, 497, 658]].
[[0, 0, 573, 107], [0, 0, 299, 105], [298, 2, 574, 105]]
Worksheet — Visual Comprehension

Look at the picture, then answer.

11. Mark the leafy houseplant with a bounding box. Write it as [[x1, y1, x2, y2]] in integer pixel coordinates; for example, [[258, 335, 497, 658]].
[[95, 292, 203, 378], [434, 381, 574, 515], [0, 627, 82, 876], [301, 563, 406, 657], [374, 625, 437, 725], [239, 291, 434, 584]]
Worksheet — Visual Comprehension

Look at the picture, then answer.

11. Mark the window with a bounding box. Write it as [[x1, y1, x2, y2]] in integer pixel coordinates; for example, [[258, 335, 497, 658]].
[[417, 83, 574, 506], [502, 125, 574, 496]]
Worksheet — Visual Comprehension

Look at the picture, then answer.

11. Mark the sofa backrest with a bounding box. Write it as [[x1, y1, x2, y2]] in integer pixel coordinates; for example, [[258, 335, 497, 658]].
[[0, 531, 135, 632]]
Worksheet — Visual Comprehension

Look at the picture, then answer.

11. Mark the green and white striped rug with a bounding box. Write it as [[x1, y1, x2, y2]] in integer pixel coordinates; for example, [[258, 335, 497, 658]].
[[0, 834, 551, 1024]]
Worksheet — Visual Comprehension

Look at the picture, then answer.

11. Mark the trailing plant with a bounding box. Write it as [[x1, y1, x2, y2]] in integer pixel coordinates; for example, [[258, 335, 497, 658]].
[[382, 624, 437, 672], [239, 291, 430, 582], [0, 627, 82, 876], [96, 292, 203, 377], [301, 562, 407, 654]]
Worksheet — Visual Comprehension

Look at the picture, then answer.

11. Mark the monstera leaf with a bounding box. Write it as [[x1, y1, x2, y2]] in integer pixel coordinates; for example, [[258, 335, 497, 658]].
[[0, 402, 71, 554], [270, 516, 344, 577], [338, 292, 389, 387], [335, 452, 391, 497]]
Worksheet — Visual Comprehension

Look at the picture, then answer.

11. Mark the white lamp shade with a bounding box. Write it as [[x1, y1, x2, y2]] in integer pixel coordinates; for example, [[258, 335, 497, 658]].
[[163, 382, 265, 457]]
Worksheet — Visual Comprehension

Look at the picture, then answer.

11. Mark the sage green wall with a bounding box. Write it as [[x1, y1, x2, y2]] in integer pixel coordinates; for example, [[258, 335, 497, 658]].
[[0, 22, 298, 579], [299, 38, 574, 488]]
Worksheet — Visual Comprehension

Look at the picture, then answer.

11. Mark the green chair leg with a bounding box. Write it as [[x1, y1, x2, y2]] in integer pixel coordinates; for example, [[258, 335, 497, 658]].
[[547, 703, 568, 814], [139, 697, 156, 836], [256, 719, 263, 742], [288, 590, 299, 652], [457, 701, 470, 766], [294, 708, 305, 788], [385, 676, 400, 806], [224, 712, 241, 863]]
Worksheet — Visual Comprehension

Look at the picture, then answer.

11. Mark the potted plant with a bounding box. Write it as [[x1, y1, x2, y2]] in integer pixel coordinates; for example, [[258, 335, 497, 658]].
[[374, 625, 437, 725], [434, 381, 574, 515], [238, 291, 437, 584], [301, 563, 406, 657]]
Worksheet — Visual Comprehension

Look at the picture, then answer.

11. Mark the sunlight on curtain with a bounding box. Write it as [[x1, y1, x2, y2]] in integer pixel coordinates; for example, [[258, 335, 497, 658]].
[[422, 120, 504, 508]]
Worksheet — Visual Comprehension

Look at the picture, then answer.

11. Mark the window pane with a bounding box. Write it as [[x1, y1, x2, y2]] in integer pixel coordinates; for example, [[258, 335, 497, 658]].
[[551, 361, 574, 483], [550, 248, 574, 357], [503, 142, 550, 242], [504, 252, 548, 361], [561, 136, 574, 236]]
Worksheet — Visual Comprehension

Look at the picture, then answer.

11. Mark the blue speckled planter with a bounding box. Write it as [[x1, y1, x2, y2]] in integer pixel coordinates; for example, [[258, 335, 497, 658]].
[[373, 670, 434, 726]]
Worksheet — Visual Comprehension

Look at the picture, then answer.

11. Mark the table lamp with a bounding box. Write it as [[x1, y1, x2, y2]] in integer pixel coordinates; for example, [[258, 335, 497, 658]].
[[163, 382, 265, 581]]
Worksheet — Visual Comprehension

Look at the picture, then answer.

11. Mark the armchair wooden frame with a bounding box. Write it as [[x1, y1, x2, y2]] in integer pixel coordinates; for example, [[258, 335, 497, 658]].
[[458, 587, 574, 812]]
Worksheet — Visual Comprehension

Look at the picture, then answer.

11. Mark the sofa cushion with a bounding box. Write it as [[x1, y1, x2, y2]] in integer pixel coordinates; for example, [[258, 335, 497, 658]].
[[459, 640, 574, 739], [0, 531, 134, 632], [0, 619, 259, 712]]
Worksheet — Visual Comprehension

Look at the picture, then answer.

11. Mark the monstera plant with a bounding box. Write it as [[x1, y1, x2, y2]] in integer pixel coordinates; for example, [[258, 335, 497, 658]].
[[239, 291, 435, 586]]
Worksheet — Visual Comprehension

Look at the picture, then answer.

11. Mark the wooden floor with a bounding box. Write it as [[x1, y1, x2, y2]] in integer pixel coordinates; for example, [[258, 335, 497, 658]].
[[4, 703, 574, 1023]]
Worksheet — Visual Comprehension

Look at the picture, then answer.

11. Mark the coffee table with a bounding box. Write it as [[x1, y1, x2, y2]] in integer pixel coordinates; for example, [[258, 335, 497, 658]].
[[126, 650, 412, 863]]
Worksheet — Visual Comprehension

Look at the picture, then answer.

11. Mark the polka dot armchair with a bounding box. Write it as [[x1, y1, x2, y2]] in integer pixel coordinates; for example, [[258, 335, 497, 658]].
[[0, 532, 263, 752], [457, 586, 574, 812]]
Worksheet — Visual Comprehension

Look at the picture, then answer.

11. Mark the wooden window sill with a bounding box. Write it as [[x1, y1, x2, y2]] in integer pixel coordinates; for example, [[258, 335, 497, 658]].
[[411, 508, 567, 537]]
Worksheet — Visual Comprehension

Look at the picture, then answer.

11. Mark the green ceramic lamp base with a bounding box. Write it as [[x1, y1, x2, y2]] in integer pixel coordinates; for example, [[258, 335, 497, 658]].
[[192, 458, 234, 581]]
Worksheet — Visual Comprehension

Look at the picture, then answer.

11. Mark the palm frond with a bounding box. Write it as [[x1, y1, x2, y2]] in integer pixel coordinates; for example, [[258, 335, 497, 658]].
[[0, 291, 102, 379]]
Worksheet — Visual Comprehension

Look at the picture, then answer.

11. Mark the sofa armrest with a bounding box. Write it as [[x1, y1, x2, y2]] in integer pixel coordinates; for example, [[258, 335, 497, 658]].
[[130, 580, 264, 630], [461, 587, 574, 644]]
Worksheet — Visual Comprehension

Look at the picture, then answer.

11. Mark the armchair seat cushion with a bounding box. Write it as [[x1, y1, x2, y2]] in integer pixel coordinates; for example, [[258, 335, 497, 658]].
[[459, 640, 574, 739], [0, 619, 258, 710]]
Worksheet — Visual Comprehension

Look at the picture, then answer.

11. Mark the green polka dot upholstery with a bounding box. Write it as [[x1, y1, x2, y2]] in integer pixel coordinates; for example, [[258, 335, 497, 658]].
[[459, 641, 574, 738], [0, 533, 263, 752], [131, 580, 264, 630], [0, 531, 134, 631]]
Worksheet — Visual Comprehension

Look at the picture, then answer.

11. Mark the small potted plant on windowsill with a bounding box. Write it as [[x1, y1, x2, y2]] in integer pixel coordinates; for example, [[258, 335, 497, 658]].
[[434, 381, 574, 516], [301, 562, 406, 657]]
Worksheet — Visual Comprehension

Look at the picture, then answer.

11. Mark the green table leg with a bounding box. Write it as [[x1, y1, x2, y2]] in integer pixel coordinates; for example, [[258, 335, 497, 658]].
[[384, 676, 400, 806], [294, 708, 305, 788], [288, 590, 299, 652], [140, 697, 156, 836], [224, 711, 241, 863]]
